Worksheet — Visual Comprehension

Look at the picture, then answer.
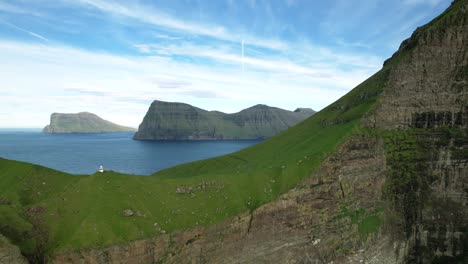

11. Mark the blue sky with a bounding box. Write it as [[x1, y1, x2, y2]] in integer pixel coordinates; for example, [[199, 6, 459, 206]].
[[0, 0, 452, 127]]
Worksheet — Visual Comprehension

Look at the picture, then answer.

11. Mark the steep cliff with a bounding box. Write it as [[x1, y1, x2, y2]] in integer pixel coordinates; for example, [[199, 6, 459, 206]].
[[43, 112, 135, 133], [52, 0, 467, 263], [133, 101, 315, 140], [366, 0, 468, 262]]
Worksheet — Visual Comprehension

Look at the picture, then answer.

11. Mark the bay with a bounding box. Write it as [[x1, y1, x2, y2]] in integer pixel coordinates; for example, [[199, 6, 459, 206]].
[[0, 130, 261, 175]]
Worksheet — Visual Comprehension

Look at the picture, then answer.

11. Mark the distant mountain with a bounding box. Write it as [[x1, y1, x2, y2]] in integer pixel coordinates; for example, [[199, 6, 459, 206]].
[[43, 112, 135, 133], [133, 101, 315, 140]]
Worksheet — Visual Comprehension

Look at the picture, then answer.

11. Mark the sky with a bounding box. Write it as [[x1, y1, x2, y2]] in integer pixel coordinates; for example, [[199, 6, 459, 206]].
[[0, 0, 452, 128]]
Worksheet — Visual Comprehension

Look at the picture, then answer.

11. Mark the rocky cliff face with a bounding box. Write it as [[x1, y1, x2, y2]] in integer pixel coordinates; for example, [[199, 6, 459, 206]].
[[52, 1, 467, 263], [367, 1, 468, 262], [43, 112, 135, 133], [369, 0, 468, 130], [133, 101, 315, 140]]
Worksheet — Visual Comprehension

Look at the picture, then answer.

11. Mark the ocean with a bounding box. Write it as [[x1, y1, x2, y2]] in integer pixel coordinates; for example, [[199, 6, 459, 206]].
[[0, 129, 262, 175]]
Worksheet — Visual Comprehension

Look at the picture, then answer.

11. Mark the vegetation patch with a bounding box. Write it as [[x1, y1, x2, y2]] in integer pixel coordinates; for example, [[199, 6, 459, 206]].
[[358, 216, 383, 237], [338, 206, 383, 239]]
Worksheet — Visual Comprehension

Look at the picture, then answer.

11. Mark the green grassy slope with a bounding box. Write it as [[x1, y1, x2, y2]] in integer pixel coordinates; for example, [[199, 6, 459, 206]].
[[0, 160, 85, 254], [0, 64, 390, 256]]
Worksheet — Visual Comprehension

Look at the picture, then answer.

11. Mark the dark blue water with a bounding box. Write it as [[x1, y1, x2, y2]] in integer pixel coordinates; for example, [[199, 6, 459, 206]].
[[0, 130, 261, 175]]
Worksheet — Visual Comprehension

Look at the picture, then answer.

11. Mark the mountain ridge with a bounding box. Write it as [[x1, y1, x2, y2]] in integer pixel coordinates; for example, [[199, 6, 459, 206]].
[[134, 100, 315, 140]]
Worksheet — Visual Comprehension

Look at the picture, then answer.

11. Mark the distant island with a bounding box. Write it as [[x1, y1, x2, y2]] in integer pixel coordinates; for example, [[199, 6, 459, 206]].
[[134, 100, 315, 140], [43, 112, 135, 133]]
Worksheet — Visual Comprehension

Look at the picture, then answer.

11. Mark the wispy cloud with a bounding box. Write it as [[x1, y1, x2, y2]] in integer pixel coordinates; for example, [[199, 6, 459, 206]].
[[65, 86, 113, 97], [133, 42, 381, 81], [149, 76, 191, 89], [133, 44, 152, 54], [402, 0, 445, 6], [335, 38, 371, 49], [137, 42, 327, 77], [0, 2, 25, 13], [70, 0, 286, 50], [179, 90, 224, 99], [154, 34, 183, 40]]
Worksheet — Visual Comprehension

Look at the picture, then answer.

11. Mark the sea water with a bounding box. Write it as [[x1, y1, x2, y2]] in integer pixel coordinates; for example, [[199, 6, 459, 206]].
[[0, 129, 261, 175]]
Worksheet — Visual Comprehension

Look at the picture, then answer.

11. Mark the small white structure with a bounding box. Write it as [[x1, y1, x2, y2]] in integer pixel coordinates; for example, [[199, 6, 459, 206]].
[[99, 165, 104, 173]]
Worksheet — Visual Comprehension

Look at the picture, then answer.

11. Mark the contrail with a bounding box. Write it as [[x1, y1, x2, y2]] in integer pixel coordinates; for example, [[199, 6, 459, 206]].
[[241, 39, 245, 76], [0, 20, 49, 42]]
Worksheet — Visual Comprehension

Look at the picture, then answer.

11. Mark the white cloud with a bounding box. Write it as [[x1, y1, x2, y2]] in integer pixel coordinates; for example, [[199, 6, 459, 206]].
[[149, 76, 191, 89], [0, 40, 380, 128]]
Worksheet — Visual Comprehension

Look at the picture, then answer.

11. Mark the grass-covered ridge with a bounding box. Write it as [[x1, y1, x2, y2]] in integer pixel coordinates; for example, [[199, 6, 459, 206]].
[[0, 66, 390, 258], [43, 112, 135, 133]]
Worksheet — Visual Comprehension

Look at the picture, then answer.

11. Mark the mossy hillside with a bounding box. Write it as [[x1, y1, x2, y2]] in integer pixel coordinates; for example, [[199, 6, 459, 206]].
[[380, 128, 468, 237], [0, 65, 391, 255], [361, 123, 467, 263], [331, 126, 467, 247]]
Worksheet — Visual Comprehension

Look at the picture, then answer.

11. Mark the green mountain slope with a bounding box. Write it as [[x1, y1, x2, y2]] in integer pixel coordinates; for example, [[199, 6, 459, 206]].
[[133, 101, 315, 140], [43, 112, 135, 133]]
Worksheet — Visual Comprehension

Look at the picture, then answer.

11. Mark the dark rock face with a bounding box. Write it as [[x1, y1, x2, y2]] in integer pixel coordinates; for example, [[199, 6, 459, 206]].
[[133, 101, 315, 140], [410, 109, 467, 128], [382, 129, 468, 263], [368, 0, 468, 130], [43, 112, 135, 133]]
